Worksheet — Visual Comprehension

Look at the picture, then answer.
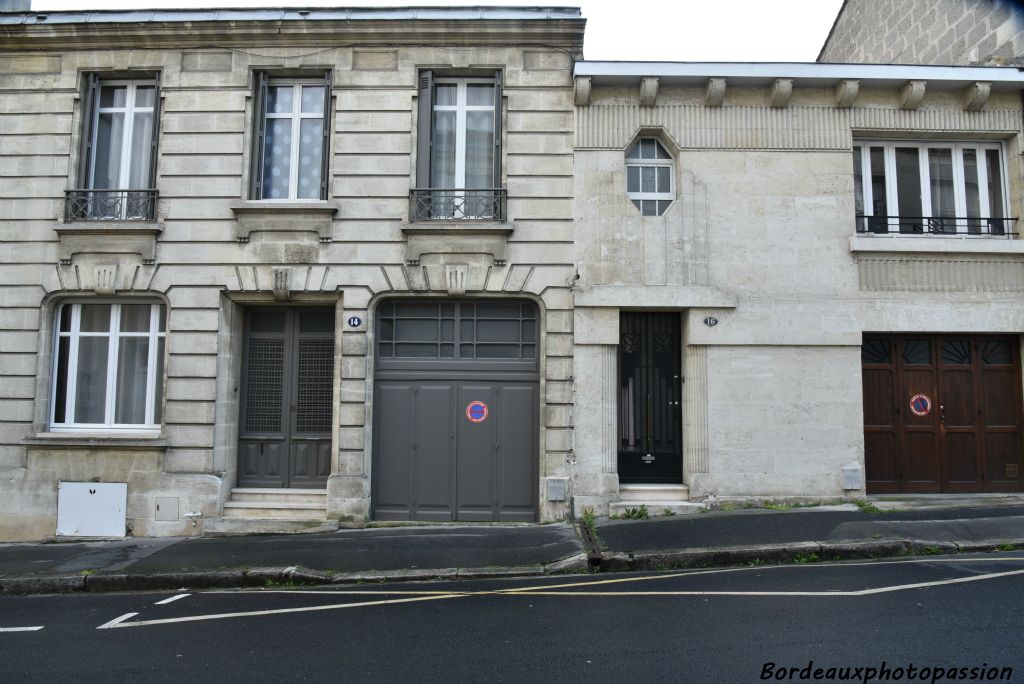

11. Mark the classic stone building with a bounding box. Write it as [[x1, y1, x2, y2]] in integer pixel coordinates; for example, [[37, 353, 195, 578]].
[[2, 7, 1024, 541], [819, 0, 1024, 66], [0, 7, 583, 540], [570, 62, 1024, 514]]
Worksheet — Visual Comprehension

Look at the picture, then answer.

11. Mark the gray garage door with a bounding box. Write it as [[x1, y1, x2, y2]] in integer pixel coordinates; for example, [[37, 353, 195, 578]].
[[372, 299, 539, 522]]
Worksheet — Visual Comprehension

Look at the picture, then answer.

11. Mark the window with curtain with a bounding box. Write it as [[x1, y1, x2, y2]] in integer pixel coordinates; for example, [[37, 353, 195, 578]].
[[414, 71, 504, 220], [50, 302, 166, 431], [73, 76, 160, 220], [853, 141, 1007, 235], [249, 73, 332, 201]]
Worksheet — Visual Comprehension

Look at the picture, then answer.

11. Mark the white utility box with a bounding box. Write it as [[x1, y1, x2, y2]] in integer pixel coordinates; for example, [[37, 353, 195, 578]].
[[56, 482, 128, 537]]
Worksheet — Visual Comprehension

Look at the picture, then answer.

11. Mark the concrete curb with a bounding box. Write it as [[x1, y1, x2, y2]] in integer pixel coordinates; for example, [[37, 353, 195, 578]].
[[1, 539, 1020, 596], [597, 538, 1024, 572]]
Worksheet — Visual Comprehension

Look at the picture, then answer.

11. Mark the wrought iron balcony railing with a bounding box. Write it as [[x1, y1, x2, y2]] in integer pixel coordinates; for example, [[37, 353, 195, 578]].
[[410, 188, 506, 222], [856, 215, 1018, 238], [64, 189, 158, 222]]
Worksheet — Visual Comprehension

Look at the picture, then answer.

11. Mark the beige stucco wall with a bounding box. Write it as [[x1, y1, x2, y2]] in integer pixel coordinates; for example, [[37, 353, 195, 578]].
[[572, 80, 1024, 507]]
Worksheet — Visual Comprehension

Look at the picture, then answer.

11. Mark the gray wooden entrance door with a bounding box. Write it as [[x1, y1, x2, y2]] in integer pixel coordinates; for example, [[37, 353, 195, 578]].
[[238, 307, 334, 488], [372, 300, 539, 522]]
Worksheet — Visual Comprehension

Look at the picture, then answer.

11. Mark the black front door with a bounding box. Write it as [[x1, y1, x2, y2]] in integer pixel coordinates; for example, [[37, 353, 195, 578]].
[[618, 313, 683, 483], [238, 307, 334, 488]]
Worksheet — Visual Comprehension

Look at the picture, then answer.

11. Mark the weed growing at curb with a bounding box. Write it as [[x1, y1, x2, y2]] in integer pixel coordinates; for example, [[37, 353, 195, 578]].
[[580, 506, 596, 530], [79, 569, 95, 576], [855, 501, 886, 514], [620, 505, 649, 520], [918, 545, 943, 555], [996, 543, 1015, 551], [747, 558, 765, 567], [792, 552, 820, 564], [661, 508, 675, 517]]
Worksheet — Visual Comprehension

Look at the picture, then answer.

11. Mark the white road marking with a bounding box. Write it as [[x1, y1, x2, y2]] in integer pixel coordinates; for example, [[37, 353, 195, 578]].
[[96, 557, 1024, 629], [154, 594, 190, 605], [96, 612, 139, 630], [0, 626, 44, 632]]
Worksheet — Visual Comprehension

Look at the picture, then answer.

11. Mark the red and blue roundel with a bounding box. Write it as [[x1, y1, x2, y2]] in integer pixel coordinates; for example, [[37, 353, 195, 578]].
[[909, 393, 932, 417], [465, 400, 489, 423]]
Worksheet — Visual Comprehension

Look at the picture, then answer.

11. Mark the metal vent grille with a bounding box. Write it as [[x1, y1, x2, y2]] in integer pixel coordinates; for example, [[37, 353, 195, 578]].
[[296, 337, 334, 433], [244, 338, 284, 433]]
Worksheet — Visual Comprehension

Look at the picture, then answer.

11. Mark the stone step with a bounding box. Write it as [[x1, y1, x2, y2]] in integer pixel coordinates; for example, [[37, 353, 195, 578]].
[[203, 517, 339, 537], [618, 484, 690, 502], [222, 501, 327, 520], [229, 488, 327, 505], [609, 501, 705, 517]]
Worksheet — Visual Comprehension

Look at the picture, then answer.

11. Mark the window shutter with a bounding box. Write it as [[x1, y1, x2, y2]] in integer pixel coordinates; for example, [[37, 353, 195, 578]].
[[320, 70, 332, 200], [415, 70, 433, 189], [77, 73, 100, 188], [249, 71, 269, 199], [492, 70, 503, 190], [148, 72, 161, 213]]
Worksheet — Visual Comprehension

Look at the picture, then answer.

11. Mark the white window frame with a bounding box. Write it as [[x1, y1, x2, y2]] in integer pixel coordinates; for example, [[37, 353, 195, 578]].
[[431, 77, 496, 190], [625, 138, 675, 216], [260, 79, 328, 201], [50, 301, 166, 433], [87, 79, 155, 192], [853, 140, 1009, 235]]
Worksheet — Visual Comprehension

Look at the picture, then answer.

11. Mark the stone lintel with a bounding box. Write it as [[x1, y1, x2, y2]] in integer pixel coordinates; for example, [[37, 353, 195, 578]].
[[900, 80, 927, 110], [704, 77, 726, 107]]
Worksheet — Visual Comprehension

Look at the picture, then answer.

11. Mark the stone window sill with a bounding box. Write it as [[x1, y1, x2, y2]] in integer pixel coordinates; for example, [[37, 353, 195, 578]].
[[849, 235, 1024, 255], [230, 200, 338, 243], [22, 433, 168, 450], [401, 222, 515, 265], [54, 221, 164, 264]]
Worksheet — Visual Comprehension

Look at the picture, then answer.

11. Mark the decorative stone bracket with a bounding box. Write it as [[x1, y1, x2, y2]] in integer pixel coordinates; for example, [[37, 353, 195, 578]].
[[401, 222, 514, 266], [230, 201, 337, 243]]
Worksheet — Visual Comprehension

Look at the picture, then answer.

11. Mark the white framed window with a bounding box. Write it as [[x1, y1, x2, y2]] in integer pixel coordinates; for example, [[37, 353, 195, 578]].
[[626, 138, 674, 217], [430, 78, 497, 192], [72, 75, 160, 221], [50, 302, 166, 431], [251, 73, 331, 200], [853, 141, 1008, 236], [87, 80, 157, 193], [413, 71, 504, 220]]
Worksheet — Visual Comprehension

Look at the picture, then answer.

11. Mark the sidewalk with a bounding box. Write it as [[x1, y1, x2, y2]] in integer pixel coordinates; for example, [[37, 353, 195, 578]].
[[1, 502, 1022, 595]]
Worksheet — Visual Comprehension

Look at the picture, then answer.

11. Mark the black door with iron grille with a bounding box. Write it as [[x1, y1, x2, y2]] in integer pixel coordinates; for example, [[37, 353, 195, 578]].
[[238, 307, 334, 488], [618, 313, 683, 483]]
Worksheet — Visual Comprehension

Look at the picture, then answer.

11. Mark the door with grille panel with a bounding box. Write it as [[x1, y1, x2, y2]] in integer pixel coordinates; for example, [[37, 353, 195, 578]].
[[238, 308, 334, 488], [862, 334, 1023, 493]]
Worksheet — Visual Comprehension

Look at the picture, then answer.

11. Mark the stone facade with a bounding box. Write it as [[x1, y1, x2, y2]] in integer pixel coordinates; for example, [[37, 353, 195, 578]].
[[571, 63, 1024, 511], [819, 0, 1024, 66], [0, 8, 584, 540]]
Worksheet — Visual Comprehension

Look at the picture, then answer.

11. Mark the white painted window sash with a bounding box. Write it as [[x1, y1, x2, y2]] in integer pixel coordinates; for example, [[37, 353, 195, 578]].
[[51, 302, 165, 431], [265, 81, 325, 201], [87, 81, 154, 203], [434, 78, 495, 189]]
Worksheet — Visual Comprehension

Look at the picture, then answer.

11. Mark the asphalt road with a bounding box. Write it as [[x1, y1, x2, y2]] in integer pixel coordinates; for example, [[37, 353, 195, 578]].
[[2, 553, 1022, 683]]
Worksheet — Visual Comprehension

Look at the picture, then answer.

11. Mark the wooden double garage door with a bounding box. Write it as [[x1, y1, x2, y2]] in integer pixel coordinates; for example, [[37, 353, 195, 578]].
[[862, 334, 1023, 493], [372, 299, 539, 522]]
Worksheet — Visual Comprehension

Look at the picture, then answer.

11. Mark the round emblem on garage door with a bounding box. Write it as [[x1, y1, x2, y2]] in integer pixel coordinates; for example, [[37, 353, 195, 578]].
[[909, 393, 932, 416], [466, 400, 489, 423]]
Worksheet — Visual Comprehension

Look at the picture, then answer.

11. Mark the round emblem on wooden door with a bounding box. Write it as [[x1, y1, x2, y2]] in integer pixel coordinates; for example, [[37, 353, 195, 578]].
[[465, 400, 489, 423], [909, 393, 932, 416]]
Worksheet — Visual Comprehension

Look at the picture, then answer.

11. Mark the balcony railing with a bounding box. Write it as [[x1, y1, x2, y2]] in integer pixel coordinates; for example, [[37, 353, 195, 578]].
[[856, 215, 1018, 238], [65, 189, 158, 222], [410, 188, 506, 222]]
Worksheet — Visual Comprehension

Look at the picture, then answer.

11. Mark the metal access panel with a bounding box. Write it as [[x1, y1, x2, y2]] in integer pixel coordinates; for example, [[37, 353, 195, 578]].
[[372, 299, 540, 522], [56, 482, 128, 537]]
